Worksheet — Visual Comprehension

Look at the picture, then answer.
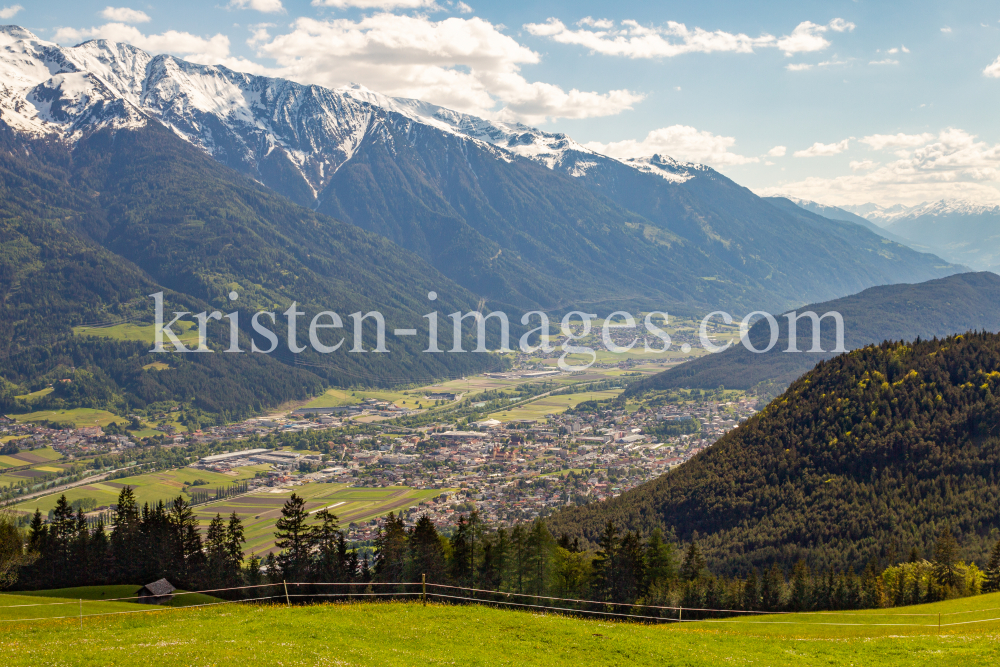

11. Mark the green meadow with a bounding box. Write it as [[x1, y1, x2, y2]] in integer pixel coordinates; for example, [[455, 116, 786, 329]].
[[489, 389, 623, 422], [1, 595, 998, 666]]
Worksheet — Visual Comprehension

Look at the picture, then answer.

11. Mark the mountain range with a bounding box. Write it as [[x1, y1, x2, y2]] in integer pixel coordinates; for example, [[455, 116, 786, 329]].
[[623, 271, 1000, 397], [0, 25, 963, 316], [840, 200, 1000, 272]]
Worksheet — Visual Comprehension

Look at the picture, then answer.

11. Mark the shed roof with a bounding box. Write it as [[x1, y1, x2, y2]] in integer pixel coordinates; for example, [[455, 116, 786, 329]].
[[141, 578, 176, 596]]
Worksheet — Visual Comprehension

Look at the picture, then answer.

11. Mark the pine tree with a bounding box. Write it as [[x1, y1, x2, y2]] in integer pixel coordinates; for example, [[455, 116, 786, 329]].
[[111, 486, 141, 583], [789, 560, 810, 611], [680, 542, 706, 583], [225, 513, 246, 587], [932, 526, 960, 593], [205, 514, 227, 588], [449, 515, 471, 586], [408, 515, 446, 583], [274, 493, 313, 581], [760, 563, 784, 611], [310, 509, 343, 582], [983, 539, 1000, 593], [592, 521, 619, 602], [373, 512, 407, 583]]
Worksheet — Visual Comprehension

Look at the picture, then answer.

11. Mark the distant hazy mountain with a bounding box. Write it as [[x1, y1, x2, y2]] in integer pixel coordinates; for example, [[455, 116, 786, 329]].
[[623, 271, 1000, 395], [777, 196, 914, 246], [0, 24, 964, 315], [844, 199, 1000, 271]]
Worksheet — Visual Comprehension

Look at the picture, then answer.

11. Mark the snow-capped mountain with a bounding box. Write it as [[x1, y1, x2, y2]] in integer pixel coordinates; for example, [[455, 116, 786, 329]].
[[0, 24, 966, 312], [0, 24, 698, 200], [838, 198, 1000, 271]]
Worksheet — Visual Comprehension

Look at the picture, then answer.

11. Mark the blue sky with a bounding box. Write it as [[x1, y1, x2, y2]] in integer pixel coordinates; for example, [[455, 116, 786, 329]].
[[7, 1, 1000, 205]]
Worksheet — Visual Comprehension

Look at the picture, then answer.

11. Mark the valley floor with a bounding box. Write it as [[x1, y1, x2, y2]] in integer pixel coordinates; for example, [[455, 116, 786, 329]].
[[1, 594, 999, 666]]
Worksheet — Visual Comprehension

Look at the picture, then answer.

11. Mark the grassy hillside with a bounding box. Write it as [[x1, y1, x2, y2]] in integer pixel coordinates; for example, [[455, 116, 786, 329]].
[[550, 330, 1000, 574], [0, 598, 997, 665], [625, 271, 1000, 395]]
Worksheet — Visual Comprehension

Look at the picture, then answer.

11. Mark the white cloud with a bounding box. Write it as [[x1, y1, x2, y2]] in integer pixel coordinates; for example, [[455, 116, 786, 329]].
[[251, 15, 640, 122], [767, 145, 787, 157], [849, 160, 878, 171], [794, 139, 850, 157], [758, 128, 1000, 206], [53, 23, 242, 66], [311, 0, 439, 8], [99, 7, 151, 23], [828, 18, 855, 33], [941, 26, 952, 33], [786, 63, 812, 71], [860, 133, 935, 150], [524, 17, 855, 61], [228, 0, 286, 12], [985, 55, 1000, 78], [0, 4, 22, 20], [869, 58, 898, 65], [584, 125, 759, 167], [456, 2, 472, 13]]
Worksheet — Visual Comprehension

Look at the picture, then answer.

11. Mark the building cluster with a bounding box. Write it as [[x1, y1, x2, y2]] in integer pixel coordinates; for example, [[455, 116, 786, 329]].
[[0, 420, 134, 457]]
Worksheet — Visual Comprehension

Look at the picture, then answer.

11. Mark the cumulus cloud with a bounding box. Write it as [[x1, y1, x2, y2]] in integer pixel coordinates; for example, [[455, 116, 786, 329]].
[[523, 17, 854, 59], [228, 0, 286, 12], [99, 7, 150, 23], [0, 4, 22, 19], [860, 133, 935, 150], [767, 145, 787, 157], [52, 23, 267, 72], [758, 128, 1000, 205], [311, 0, 439, 8], [794, 139, 850, 157], [584, 125, 759, 167], [456, 2, 472, 13], [849, 160, 878, 171], [249, 14, 641, 122], [985, 55, 1000, 78]]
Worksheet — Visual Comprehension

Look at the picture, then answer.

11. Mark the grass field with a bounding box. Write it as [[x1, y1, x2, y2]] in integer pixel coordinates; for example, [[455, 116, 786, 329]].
[[73, 320, 199, 346], [4, 585, 221, 610], [489, 389, 623, 422], [11, 466, 269, 515], [1, 595, 998, 665], [194, 483, 443, 556], [9, 408, 126, 429]]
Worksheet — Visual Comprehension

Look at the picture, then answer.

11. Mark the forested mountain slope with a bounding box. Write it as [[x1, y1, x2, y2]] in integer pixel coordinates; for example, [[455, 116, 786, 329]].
[[625, 272, 1000, 395], [0, 25, 964, 313], [549, 331, 1000, 574], [0, 119, 501, 417]]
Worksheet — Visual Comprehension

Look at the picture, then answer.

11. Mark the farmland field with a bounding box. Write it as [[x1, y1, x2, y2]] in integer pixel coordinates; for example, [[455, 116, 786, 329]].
[[0, 446, 63, 470], [11, 466, 269, 515], [193, 484, 443, 556], [489, 390, 623, 422], [1, 595, 998, 666]]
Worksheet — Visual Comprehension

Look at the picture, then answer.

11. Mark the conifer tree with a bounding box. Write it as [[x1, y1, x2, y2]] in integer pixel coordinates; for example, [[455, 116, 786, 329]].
[[933, 527, 960, 593], [274, 493, 313, 581], [680, 542, 706, 582], [983, 539, 1000, 593]]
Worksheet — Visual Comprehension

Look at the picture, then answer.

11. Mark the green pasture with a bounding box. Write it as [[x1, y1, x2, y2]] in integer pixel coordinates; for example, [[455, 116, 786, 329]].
[[72, 320, 199, 346], [9, 408, 127, 429], [490, 389, 623, 422], [14, 387, 53, 400], [5, 586, 220, 610], [11, 465, 269, 515], [1, 596, 999, 666]]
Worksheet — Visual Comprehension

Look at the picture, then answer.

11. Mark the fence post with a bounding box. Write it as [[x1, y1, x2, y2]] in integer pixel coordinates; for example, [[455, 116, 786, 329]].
[[422, 574, 426, 606], [938, 613, 941, 632], [678, 606, 682, 623], [79, 599, 83, 630], [283, 580, 291, 607]]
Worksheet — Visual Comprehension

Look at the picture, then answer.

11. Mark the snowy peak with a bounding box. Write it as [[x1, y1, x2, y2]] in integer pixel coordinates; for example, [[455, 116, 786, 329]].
[[842, 199, 1000, 225], [0, 24, 703, 197]]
